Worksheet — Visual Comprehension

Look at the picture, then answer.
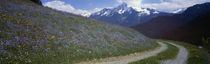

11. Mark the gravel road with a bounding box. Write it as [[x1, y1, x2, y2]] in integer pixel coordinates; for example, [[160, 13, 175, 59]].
[[162, 42, 189, 64], [77, 42, 167, 64]]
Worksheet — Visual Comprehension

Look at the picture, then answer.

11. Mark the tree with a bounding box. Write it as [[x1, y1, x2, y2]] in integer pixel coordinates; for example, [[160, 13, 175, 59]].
[[30, 0, 42, 5], [202, 37, 210, 52]]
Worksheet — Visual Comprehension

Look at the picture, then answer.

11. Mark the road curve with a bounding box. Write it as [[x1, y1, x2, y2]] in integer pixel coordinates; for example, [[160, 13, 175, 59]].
[[162, 42, 189, 64], [77, 42, 167, 64]]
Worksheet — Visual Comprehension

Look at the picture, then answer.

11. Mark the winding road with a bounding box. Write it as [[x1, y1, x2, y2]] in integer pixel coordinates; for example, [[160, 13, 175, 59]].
[[77, 42, 189, 64], [77, 42, 167, 64], [162, 42, 189, 64]]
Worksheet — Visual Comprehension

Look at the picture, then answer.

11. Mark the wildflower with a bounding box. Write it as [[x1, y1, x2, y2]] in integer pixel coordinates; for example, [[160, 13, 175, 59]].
[[1, 14, 5, 16], [50, 35, 55, 39], [88, 51, 92, 53], [5, 57, 8, 59], [195, 55, 200, 58], [72, 54, 75, 58], [44, 49, 49, 52], [18, 45, 21, 47], [28, 59, 32, 63], [63, 36, 67, 39], [18, 13, 23, 16], [80, 30, 83, 32], [16, 19, 21, 24], [72, 40, 76, 42], [53, 54, 56, 56], [70, 30, 73, 32], [25, 20, 31, 25], [15, 36, 19, 40]]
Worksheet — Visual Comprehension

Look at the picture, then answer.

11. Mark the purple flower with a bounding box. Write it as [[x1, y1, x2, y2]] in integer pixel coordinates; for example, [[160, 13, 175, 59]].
[[32, 46, 39, 50], [75, 41, 80, 43], [43, 29, 48, 33], [5, 41, 11, 46], [15, 36, 19, 40], [44, 49, 49, 52]]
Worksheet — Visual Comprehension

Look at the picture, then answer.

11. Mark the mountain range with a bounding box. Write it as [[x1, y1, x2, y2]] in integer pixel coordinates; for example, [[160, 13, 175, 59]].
[[133, 2, 210, 45], [90, 3, 171, 26]]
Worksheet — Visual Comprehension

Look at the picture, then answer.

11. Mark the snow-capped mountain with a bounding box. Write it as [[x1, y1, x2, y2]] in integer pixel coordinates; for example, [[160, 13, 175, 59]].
[[90, 3, 171, 26]]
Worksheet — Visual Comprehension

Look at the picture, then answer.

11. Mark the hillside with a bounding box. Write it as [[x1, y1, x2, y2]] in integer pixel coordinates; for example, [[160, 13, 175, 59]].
[[0, 0, 157, 64], [132, 2, 210, 45], [162, 11, 210, 45]]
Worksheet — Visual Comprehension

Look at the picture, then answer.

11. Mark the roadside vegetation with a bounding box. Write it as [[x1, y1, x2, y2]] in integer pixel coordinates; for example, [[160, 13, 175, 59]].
[[173, 41, 210, 64], [202, 37, 210, 51], [0, 0, 158, 64], [129, 40, 179, 64]]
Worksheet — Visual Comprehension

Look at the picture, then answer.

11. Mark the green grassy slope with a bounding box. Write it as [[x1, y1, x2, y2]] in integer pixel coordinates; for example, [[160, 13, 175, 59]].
[[130, 40, 210, 64], [0, 0, 158, 64], [173, 41, 210, 64]]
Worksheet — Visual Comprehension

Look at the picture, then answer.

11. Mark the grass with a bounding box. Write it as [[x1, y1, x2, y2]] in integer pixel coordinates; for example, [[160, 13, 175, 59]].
[[173, 41, 210, 64], [129, 40, 179, 64], [0, 0, 159, 64]]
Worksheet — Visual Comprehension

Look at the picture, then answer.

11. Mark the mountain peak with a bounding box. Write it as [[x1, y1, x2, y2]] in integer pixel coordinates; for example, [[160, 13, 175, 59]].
[[90, 3, 170, 26]]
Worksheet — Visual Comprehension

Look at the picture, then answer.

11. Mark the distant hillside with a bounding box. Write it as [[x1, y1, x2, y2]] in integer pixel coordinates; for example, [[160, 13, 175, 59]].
[[0, 0, 157, 64], [162, 11, 210, 45], [133, 2, 210, 45], [90, 3, 171, 26]]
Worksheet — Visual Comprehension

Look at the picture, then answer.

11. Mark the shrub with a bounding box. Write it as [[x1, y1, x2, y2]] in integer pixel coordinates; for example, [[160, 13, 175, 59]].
[[30, 0, 42, 5], [202, 37, 210, 52]]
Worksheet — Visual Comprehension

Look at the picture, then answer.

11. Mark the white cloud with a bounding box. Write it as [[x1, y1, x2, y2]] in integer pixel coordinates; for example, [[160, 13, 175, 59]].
[[44, 1, 75, 12], [43, 0, 102, 17], [117, 0, 210, 13], [117, 0, 143, 11], [43, 0, 210, 16], [142, 0, 210, 12]]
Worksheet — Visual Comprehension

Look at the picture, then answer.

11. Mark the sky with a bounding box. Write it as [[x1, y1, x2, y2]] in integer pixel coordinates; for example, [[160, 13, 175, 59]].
[[41, 0, 210, 16]]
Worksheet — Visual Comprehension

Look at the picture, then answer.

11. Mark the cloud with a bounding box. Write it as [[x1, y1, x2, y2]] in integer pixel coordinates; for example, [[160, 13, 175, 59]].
[[43, 0, 102, 17], [44, 0, 75, 12], [142, 0, 210, 12], [117, 0, 143, 11], [117, 0, 210, 13]]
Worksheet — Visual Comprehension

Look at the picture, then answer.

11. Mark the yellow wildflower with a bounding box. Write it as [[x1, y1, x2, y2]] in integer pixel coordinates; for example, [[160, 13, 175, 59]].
[[18, 13, 23, 16], [18, 45, 21, 47], [17, 20, 20, 24], [88, 51, 91, 53], [1, 14, 5, 16], [63, 36, 67, 39], [50, 35, 55, 39], [72, 40, 76, 42], [80, 30, 83, 32], [53, 54, 56, 56], [195, 55, 200, 58]]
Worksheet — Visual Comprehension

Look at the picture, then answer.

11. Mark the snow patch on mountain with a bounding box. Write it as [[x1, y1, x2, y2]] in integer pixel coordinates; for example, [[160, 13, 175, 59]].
[[92, 3, 160, 17], [172, 9, 185, 14], [89, 3, 171, 26], [153, 11, 159, 14]]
